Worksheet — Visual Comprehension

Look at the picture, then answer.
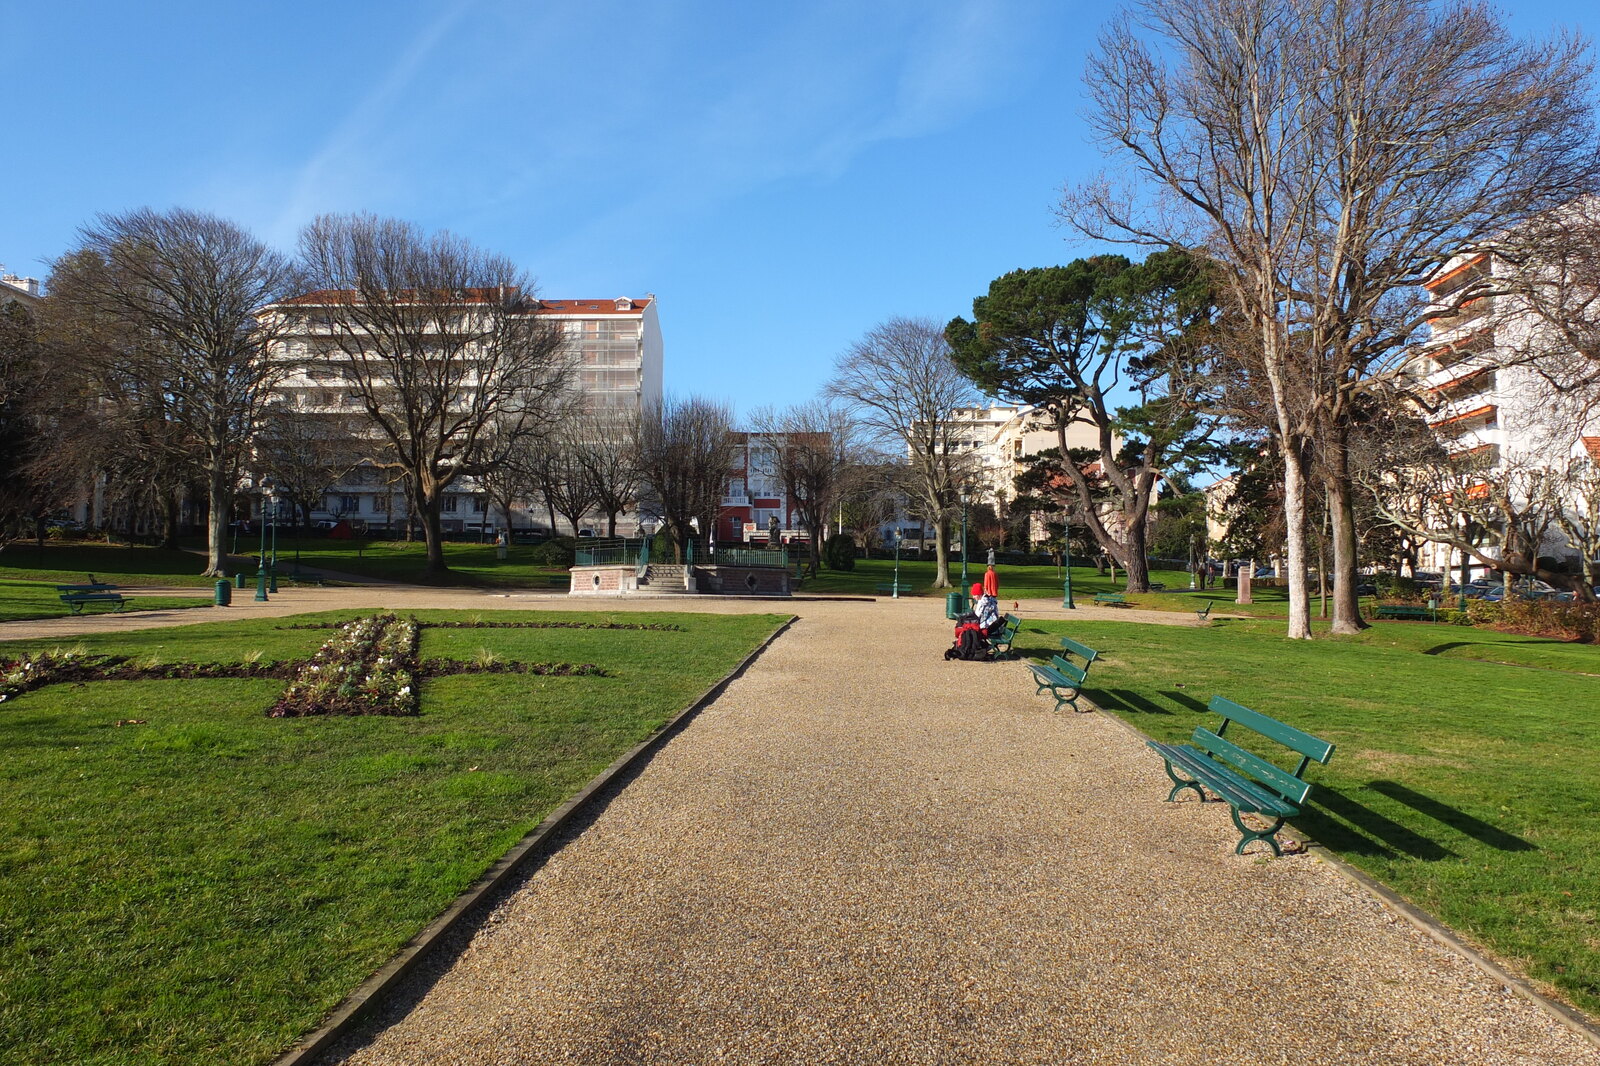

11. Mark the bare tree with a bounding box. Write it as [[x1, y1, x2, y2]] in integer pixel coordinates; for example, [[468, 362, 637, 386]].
[[1066, 0, 1600, 636], [749, 400, 862, 576], [48, 210, 297, 573], [543, 421, 601, 537], [1354, 411, 1593, 598], [826, 317, 982, 589], [635, 395, 738, 562], [256, 403, 364, 535], [1554, 454, 1600, 592], [576, 408, 642, 537], [292, 214, 571, 575]]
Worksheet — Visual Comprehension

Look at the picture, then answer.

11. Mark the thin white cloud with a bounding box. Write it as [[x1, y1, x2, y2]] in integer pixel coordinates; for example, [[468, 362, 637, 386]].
[[267, 0, 478, 244]]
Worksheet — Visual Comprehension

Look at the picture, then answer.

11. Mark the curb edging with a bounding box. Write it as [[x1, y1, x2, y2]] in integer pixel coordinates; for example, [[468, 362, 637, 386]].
[[271, 614, 798, 1066], [1087, 698, 1600, 1051]]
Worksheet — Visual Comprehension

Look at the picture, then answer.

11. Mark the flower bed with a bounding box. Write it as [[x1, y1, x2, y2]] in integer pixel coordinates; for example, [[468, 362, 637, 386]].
[[268, 613, 421, 718]]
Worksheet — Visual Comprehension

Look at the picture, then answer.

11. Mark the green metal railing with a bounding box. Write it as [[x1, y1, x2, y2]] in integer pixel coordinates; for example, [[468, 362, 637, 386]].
[[574, 537, 647, 567], [709, 545, 789, 568]]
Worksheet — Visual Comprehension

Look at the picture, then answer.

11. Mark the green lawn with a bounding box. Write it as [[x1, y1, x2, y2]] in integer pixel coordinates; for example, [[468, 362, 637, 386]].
[[0, 609, 786, 1066], [275, 537, 571, 587], [0, 579, 214, 623], [0, 542, 237, 587], [1017, 615, 1600, 1014], [803, 556, 1196, 599]]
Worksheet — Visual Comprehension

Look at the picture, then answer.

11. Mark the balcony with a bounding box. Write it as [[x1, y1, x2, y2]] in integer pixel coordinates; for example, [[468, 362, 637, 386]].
[[721, 496, 750, 507], [1430, 403, 1497, 434]]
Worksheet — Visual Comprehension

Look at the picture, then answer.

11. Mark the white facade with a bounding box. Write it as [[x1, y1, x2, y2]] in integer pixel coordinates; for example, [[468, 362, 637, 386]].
[[885, 404, 1102, 547], [0, 271, 42, 312], [1407, 252, 1600, 576], [262, 293, 663, 536]]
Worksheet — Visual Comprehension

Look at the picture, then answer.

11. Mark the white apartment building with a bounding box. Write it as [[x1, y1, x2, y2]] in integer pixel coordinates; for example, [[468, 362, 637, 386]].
[[263, 292, 662, 536], [885, 404, 1101, 547], [1406, 251, 1600, 576], [0, 271, 42, 312]]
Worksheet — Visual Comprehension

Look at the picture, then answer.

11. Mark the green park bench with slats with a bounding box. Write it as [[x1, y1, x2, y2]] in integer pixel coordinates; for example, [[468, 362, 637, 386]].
[[1027, 636, 1098, 712], [1146, 696, 1336, 856]]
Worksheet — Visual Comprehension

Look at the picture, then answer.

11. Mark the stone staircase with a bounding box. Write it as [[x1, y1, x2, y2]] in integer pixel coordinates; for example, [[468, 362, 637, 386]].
[[639, 564, 689, 592]]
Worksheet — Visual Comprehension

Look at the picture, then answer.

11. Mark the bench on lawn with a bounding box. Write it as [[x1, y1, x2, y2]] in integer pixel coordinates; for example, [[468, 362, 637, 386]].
[[1027, 636, 1098, 712], [59, 591, 128, 614], [1147, 696, 1335, 856], [55, 574, 115, 594], [1195, 600, 1213, 623], [989, 613, 1023, 659], [1374, 603, 1431, 621], [1093, 592, 1127, 607], [874, 582, 915, 596], [546, 574, 570, 589]]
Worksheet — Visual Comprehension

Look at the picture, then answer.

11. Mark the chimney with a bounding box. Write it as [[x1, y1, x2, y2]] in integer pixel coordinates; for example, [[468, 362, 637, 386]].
[[2, 274, 40, 296]]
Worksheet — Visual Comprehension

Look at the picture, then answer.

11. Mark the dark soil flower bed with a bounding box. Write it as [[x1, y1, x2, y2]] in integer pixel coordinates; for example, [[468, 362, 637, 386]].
[[279, 620, 683, 632], [416, 659, 609, 678]]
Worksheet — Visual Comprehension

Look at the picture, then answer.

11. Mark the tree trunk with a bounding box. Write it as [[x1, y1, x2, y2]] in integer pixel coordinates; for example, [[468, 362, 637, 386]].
[[160, 492, 180, 551], [1119, 508, 1151, 593], [204, 469, 230, 576], [932, 516, 952, 588], [418, 487, 449, 576], [1325, 434, 1367, 635], [1282, 440, 1313, 640]]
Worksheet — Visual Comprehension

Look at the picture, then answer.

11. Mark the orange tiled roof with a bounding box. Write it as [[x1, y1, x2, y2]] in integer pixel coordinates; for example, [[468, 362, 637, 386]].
[[1583, 437, 1600, 462]]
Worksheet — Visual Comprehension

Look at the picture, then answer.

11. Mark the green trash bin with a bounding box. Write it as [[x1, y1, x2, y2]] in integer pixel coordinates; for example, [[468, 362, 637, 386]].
[[947, 591, 969, 619], [214, 579, 233, 607]]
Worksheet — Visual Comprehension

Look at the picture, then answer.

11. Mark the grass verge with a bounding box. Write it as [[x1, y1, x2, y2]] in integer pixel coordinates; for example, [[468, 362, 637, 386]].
[[0, 579, 213, 622], [0, 609, 786, 1066], [1015, 615, 1600, 1015]]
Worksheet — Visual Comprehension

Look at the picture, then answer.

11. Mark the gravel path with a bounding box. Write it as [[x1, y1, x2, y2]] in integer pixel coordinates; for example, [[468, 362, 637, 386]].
[[293, 594, 1599, 1066]]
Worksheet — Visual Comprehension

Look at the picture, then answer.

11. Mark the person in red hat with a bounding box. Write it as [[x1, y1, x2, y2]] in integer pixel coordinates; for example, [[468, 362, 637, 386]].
[[972, 581, 999, 635]]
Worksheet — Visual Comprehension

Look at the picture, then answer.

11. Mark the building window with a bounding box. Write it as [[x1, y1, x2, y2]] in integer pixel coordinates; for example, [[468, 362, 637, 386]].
[[443, 497, 459, 513]]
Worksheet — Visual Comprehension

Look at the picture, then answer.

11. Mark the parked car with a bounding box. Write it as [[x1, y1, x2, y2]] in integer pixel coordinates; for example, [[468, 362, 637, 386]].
[[1254, 566, 1277, 578]]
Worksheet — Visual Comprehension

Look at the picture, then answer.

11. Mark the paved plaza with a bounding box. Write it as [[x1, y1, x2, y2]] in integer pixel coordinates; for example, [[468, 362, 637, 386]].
[[5, 589, 1596, 1065]]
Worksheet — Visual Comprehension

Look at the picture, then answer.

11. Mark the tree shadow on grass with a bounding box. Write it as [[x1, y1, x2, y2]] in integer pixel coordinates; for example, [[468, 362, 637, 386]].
[[1368, 779, 1534, 851], [1157, 689, 1209, 713], [1085, 688, 1174, 714], [1297, 784, 1458, 860], [1422, 638, 1571, 655]]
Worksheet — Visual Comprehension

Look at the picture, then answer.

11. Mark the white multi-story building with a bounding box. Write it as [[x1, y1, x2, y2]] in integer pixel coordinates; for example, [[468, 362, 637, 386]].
[[0, 271, 42, 312], [1405, 250, 1600, 577], [263, 292, 662, 535], [885, 405, 1102, 547]]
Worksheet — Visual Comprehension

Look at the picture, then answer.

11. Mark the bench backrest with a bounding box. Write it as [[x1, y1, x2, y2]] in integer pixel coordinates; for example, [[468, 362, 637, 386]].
[[1049, 654, 1087, 685], [1192, 695, 1335, 805], [1058, 637, 1098, 667]]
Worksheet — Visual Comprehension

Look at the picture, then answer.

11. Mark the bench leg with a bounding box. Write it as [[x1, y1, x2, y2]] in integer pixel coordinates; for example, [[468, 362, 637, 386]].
[[1161, 760, 1205, 803], [1230, 806, 1286, 857]]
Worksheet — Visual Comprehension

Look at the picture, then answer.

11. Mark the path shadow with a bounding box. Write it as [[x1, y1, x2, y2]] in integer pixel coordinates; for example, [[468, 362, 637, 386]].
[[1085, 688, 1173, 715], [1298, 784, 1457, 860], [1368, 779, 1535, 852]]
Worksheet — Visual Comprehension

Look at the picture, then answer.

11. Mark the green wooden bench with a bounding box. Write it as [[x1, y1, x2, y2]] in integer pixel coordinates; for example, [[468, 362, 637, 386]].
[[1027, 637, 1098, 712], [1092, 592, 1127, 607], [546, 574, 570, 589], [1374, 604, 1431, 620], [1147, 696, 1336, 856], [59, 591, 128, 614], [874, 582, 915, 596], [1195, 600, 1213, 623], [989, 613, 1023, 659]]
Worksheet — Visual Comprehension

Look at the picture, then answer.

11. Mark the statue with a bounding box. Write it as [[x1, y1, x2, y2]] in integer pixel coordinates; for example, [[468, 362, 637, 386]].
[[768, 514, 781, 548]]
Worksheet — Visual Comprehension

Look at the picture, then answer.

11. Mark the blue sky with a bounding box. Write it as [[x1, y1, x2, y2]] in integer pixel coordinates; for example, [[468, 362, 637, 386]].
[[4, 0, 1596, 421]]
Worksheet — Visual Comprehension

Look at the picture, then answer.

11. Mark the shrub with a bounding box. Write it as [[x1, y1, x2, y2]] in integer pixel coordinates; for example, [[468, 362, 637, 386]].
[[1492, 599, 1600, 643], [531, 537, 575, 567], [823, 534, 858, 571]]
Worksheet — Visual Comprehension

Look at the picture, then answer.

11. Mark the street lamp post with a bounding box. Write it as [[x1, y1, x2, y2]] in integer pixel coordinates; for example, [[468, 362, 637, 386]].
[[255, 479, 273, 602], [893, 529, 902, 598], [268, 495, 279, 593], [1062, 516, 1076, 610], [959, 492, 970, 591]]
